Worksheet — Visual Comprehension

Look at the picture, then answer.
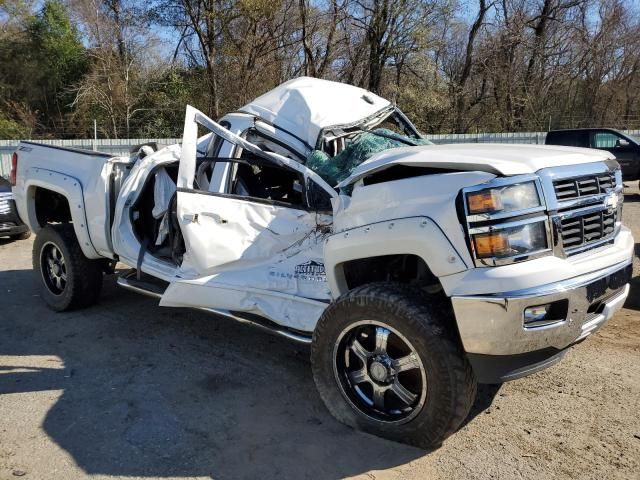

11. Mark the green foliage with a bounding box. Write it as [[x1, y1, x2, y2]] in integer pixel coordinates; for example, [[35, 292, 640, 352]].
[[133, 68, 211, 138], [27, 0, 87, 99], [0, 0, 86, 137], [0, 113, 28, 139], [2, 0, 640, 139]]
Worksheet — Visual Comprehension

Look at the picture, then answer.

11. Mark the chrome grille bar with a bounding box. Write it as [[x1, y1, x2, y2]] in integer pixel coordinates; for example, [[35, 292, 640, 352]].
[[552, 171, 616, 201], [539, 160, 622, 257]]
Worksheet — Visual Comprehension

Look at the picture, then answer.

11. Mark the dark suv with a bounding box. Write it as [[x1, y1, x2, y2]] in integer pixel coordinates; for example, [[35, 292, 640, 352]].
[[546, 128, 639, 181], [0, 176, 30, 240]]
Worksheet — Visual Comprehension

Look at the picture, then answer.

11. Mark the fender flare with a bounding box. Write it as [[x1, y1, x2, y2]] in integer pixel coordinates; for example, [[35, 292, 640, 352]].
[[324, 216, 469, 297], [23, 168, 101, 259]]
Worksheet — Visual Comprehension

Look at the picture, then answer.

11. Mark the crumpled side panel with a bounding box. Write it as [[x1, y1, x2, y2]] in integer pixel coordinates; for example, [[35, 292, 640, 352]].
[[161, 190, 332, 330], [161, 228, 331, 331], [175, 191, 329, 274], [160, 280, 327, 332]]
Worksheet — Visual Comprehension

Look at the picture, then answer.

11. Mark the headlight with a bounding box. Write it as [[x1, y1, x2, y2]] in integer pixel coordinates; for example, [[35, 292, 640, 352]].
[[466, 181, 541, 216], [463, 176, 551, 266], [472, 221, 548, 259]]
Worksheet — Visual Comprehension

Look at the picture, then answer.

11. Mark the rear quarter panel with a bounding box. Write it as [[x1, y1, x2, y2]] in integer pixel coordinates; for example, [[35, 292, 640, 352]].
[[13, 142, 120, 259]]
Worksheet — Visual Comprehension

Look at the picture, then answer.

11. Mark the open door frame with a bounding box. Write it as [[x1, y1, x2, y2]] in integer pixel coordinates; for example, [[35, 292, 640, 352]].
[[178, 105, 337, 199], [158, 106, 336, 332]]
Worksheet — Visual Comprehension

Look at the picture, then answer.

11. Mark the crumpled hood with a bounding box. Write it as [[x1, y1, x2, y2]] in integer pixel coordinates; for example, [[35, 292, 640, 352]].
[[336, 143, 615, 188]]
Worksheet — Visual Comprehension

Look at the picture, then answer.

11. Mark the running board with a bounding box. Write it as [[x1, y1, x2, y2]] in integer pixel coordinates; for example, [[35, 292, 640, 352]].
[[117, 270, 167, 298], [116, 271, 312, 344]]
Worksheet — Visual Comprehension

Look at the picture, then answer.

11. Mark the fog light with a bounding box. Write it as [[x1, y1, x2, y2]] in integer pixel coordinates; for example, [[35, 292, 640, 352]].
[[524, 305, 549, 322], [523, 300, 568, 328]]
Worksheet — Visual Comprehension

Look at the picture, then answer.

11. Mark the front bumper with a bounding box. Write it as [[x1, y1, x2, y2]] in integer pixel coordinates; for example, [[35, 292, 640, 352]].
[[451, 260, 632, 382]]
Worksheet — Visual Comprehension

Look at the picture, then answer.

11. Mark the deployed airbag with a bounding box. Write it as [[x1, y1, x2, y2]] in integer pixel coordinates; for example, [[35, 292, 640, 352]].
[[153, 168, 177, 245]]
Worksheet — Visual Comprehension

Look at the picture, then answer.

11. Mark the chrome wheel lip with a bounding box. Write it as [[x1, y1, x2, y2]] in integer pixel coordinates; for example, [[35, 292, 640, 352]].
[[332, 319, 427, 425], [40, 241, 67, 296]]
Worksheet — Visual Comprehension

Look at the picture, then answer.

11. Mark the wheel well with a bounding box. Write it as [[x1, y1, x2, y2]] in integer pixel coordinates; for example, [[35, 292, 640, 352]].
[[339, 254, 441, 293], [34, 188, 72, 227]]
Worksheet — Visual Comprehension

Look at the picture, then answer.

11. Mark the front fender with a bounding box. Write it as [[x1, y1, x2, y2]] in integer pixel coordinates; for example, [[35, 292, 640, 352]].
[[324, 216, 469, 297]]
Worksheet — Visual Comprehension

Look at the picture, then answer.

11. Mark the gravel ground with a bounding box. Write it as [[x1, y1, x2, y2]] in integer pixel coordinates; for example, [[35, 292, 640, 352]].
[[0, 185, 638, 480]]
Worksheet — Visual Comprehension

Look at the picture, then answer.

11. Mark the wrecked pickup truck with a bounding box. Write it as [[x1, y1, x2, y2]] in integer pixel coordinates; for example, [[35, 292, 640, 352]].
[[11, 77, 634, 448]]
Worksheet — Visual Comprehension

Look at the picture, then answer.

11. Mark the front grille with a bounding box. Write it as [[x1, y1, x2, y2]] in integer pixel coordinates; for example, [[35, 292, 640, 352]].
[[558, 209, 616, 250], [0, 199, 10, 215], [553, 172, 615, 200], [0, 222, 16, 229]]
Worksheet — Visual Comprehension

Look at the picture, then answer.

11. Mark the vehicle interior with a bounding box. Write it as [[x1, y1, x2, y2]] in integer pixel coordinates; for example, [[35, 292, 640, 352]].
[[129, 110, 423, 267], [130, 132, 315, 267]]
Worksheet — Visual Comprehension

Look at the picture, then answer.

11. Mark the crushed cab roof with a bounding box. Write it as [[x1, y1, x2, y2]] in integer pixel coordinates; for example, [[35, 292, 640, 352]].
[[238, 77, 391, 149]]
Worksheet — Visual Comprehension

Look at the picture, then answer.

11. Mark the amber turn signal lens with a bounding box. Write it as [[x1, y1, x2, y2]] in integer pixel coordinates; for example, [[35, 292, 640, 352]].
[[473, 232, 510, 258], [467, 190, 502, 214]]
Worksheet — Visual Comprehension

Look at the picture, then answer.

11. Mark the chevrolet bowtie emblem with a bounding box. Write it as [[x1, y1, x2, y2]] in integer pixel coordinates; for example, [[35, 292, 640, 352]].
[[604, 192, 618, 210]]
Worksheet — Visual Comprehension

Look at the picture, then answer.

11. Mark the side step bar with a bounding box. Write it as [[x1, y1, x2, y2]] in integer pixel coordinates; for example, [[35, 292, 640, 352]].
[[117, 270, 312, 344], [117, 270, 167, 299]]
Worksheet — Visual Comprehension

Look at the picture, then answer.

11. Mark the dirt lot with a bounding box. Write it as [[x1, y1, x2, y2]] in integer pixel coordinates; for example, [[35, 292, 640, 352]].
[[0, 186, 639, 480]]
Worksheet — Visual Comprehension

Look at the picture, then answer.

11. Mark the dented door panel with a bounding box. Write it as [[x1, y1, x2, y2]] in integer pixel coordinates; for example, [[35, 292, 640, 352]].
[[160, 193, 332, 329], [160, 106, 334, 330]]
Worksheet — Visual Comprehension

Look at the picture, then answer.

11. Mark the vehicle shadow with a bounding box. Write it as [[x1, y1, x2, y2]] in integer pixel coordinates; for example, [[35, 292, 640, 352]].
[[623, 242, 640, 311], [0, 269, 499, 479]]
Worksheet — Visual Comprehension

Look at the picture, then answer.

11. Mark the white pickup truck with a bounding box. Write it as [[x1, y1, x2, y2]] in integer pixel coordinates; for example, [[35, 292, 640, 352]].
[[11, 77, 634, 448]]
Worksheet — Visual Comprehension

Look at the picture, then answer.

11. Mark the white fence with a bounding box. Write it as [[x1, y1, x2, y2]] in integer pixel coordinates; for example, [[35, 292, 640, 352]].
[[2, 130, 639, 178]]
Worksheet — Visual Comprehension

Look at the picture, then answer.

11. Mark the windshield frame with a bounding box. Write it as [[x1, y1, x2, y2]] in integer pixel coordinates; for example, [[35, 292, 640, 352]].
[[315, 105, 421, 150]]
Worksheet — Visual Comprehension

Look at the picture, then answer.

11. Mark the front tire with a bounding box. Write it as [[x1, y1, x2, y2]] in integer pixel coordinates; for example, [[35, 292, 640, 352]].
[[311, 283, 476, 449], [33, 224, 103, 311]]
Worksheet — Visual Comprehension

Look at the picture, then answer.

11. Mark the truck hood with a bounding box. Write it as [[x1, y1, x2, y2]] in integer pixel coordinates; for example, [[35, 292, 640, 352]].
[[336, 143, 615, 188]]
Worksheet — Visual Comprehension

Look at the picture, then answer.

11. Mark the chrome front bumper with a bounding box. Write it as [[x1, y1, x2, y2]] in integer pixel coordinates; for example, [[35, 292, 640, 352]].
[[451, 260, 632, 357]]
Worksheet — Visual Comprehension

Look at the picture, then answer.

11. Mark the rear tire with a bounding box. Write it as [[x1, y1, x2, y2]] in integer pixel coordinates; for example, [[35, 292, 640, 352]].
[[33, 224, 103, 311], [311, 283, 476, 449]]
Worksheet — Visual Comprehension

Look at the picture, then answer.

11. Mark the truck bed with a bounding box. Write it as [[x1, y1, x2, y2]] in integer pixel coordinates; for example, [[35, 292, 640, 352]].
[[12, 141, 134, 259]]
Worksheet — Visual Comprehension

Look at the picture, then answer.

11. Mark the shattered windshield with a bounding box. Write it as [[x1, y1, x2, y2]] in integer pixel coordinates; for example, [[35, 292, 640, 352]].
[[307, 112, 433, 186]]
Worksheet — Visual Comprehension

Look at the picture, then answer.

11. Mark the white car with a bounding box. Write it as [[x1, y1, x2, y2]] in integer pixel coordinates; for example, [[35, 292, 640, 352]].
[[11, 77, 634, 448], [0, 175, 30, 240]]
